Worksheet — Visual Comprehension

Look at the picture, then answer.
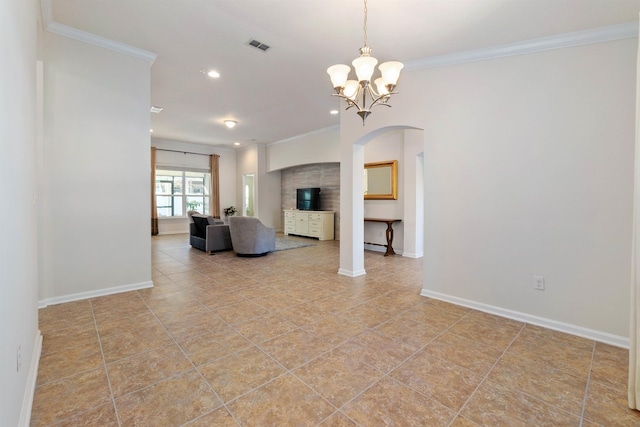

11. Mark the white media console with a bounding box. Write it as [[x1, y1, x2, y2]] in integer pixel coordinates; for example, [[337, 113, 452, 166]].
[[284, 210, 334, 240]]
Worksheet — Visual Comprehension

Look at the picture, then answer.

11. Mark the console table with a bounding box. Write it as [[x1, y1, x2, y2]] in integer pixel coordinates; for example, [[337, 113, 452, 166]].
[[364, 218, 402, 256]]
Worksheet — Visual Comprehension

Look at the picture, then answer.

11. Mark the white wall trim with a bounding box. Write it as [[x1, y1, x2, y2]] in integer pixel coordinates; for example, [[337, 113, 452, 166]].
[[38, 280, 154, 308], [268, 125, 339, 147], [40, 0, 157, 64], [364, 244, 407, 256], [402, 251, 423, 259], [364, 244, 387, 254], [158, 230, 189, 235], [19, 331, 42, 427], [421, 289, 629, 349], [151, 138, 236, 153], [39, 0, 53, 25], [405, 21, 638, 71], [338, 268, 366, 277]]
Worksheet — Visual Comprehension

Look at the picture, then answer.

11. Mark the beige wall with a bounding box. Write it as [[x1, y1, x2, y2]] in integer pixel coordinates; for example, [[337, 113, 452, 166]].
[[0, 0, 41, 424], [39, 31, 153, 303], [363, 131, 405, 253], [236, 145, 282, 229], [340, 38, 635, 344], [267, 126, 339, 172]]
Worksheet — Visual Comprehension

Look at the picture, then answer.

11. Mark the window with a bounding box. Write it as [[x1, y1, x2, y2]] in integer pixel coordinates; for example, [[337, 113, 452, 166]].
[[155, 168, 210, 217]]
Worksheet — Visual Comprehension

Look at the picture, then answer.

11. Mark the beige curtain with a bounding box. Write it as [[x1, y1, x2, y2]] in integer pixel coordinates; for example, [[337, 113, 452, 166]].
[[210, 154, 220, 218], [151, 147, 159, 236], [630, 16, 640, 410]]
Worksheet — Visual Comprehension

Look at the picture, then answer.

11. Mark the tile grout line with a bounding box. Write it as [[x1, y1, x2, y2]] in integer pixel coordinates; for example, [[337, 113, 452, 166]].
[[132, 241, 448, 425], [202, 269, 367, 422], [89, 298, 123, 427], [578, 340, 597, 427], [136, 291, 243, 427], [38, 235, 627, 425], [351, 308, 476, 422], [182, 271, 396, 425], [445, 319, 528, 426], [198, 297, 341, 418], [451, 322, 592, 426], [304, 301, 472, 424]]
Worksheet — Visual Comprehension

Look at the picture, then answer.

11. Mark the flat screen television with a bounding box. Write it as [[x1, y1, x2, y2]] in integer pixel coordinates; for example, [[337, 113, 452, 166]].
[[296, 187, 321, 211]]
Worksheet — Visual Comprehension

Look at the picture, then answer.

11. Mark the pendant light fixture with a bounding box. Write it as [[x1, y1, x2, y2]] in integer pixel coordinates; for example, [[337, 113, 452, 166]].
[[327, 0, 403, 125]]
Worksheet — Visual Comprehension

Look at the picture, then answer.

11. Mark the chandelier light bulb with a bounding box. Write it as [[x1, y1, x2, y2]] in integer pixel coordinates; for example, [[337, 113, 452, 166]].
[[379, 61, 404, 87], [343, 80, 360, 101], [374, 78, 388, 96], [327, 64, 351, 89], [352, 55, 378, 83]]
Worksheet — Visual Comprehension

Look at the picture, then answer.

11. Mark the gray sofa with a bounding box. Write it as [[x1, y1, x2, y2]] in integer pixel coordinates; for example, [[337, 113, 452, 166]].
[[228, 216, 276, 257], [189, 215, 233, 254]]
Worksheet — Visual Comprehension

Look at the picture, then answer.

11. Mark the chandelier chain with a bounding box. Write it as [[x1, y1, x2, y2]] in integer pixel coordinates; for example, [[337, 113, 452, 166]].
[[363, 0, 368, 47]]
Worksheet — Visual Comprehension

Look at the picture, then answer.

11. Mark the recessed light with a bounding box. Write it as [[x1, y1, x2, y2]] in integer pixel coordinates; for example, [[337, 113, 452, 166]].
[[330, 110, 339, 115], [150, 129, 154, 133], [200, 69, 221, 78], [224, 120, 237, 129], [234, 142, 240, 146], [150, 106, 163, 113]]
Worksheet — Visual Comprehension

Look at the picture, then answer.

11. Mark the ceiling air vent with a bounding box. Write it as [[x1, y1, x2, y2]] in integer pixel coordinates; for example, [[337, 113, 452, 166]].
[[248, 39, 270, 52]]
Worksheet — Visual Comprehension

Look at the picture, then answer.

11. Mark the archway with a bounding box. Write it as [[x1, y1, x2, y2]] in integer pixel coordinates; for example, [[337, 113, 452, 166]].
[[338, 125, 424, 277]]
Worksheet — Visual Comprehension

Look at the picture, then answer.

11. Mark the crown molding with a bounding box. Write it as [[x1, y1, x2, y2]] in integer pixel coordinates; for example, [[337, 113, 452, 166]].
[[405, 20, 638, 71], [268, 125, 340, 147], [40, 0, 157, 64]]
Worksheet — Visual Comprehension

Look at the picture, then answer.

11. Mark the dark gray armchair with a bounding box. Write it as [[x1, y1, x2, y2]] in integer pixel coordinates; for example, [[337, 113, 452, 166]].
[[228, 216, 276, 257], [189, 215, 232, 254]]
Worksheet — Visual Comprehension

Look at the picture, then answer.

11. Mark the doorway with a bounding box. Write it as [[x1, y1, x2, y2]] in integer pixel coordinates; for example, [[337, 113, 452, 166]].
[[243, 173, 255, 217]]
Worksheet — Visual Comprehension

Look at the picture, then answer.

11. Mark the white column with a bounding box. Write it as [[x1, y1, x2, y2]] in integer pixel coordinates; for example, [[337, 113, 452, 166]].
[[339, 138, 366, 276]]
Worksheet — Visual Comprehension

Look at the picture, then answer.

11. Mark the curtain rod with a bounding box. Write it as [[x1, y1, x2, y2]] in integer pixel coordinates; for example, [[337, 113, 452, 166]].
[[155, 148, 211, 157]]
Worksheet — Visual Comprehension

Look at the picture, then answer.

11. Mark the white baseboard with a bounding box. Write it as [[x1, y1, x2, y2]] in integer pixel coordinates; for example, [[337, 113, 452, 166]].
[[364, 244, 401, 254], [157, 230, 188, 235], [38, 280, 154, 308], [402, 251, 423, 259], [364, 244, 386, 253], [420, 289, 629, 349], [19, 331, 42, 427], [338, 268, 367, 277]]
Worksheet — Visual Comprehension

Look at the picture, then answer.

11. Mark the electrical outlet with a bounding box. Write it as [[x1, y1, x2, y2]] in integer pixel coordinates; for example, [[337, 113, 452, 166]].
[[16, 345, 22, 372], [533, 276, 545, 291]]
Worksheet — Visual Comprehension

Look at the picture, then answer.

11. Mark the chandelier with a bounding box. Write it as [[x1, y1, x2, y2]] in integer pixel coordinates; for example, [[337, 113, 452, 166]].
[[327, 0, 404, 125]]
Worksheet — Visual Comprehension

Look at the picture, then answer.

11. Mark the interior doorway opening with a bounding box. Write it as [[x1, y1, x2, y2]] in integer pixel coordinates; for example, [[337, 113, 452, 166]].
[[243, 173, 255, 217]]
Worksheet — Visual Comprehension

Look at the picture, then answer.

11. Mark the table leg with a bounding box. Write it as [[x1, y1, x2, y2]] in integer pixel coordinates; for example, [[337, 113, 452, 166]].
[[384, 222, 396, 256]]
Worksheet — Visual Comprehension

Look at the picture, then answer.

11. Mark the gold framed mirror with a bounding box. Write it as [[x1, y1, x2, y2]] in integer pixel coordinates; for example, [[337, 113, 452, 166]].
[[364, 160, 398, 200]]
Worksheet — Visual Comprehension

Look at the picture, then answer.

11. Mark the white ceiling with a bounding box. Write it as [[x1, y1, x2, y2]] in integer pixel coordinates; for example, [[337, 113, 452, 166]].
[[48, 0, 640, 148]]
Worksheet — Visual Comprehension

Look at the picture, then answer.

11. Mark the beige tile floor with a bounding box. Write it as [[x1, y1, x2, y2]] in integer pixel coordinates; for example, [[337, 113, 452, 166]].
[[32, 234, 640, 426]]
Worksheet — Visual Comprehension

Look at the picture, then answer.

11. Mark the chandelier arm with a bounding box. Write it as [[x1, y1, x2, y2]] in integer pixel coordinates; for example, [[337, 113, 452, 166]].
[[331, 93, 364, 112], [367, 91, 398, 111]]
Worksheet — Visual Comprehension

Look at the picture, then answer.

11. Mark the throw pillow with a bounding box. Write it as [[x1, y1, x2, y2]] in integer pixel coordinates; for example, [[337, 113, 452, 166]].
[[192, 216, 209, 238]]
